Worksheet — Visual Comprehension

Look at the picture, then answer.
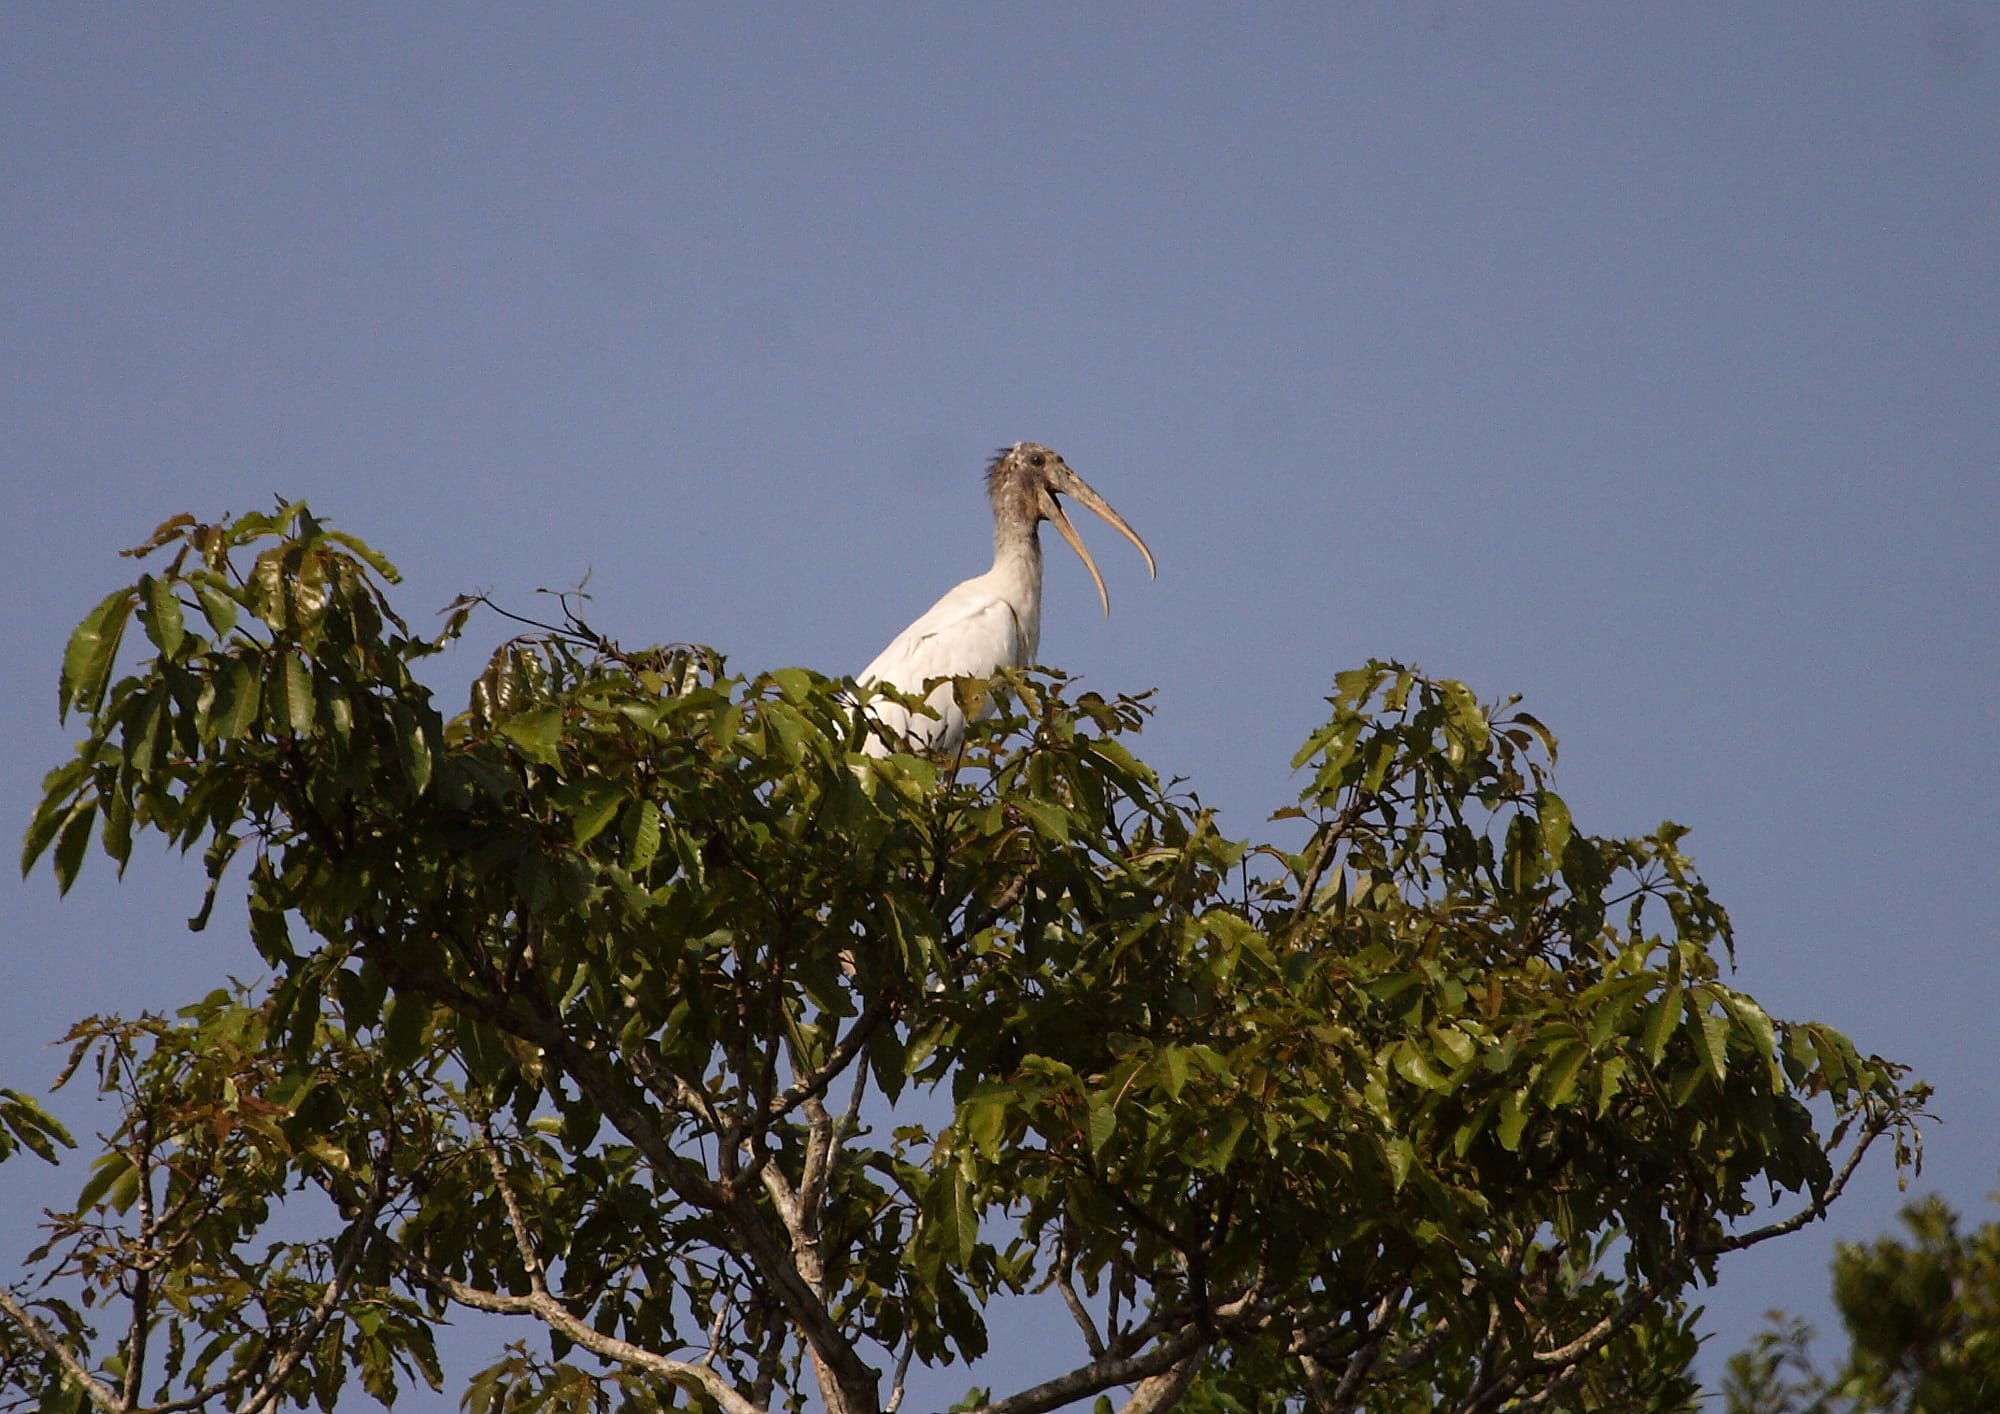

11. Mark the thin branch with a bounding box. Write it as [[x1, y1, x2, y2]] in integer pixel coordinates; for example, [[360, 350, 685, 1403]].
[[883, 1341, 916, 1414], [1321, 1286, 1404, 1412], [0, 1289, 122, 1413], [1047, 1224, 1105, 1360], [122, 1119, 155, 1410], [236, 1173, 392, 1414], [1701, 1106, 1894, 1258], [796, 1096, 836, 1229], [1055, 1267, 1106, 1361], [476, 1120, 548, 1296], [763, 988, 899, 1127], [1288, 796, 1369, 928], [407, 1260, 771, 1414]]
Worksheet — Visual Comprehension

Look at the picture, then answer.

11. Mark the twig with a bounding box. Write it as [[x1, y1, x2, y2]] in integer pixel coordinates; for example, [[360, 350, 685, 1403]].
[[477, 1119, 549, 1296], [0, 1289, 121, 1413], [236, 1171, 392, 1414], [883, 1342, 916, 1413]]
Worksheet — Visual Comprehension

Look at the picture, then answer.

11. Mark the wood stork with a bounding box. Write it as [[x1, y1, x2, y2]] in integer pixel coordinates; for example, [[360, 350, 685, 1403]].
[[857, 442, 1155, 755]]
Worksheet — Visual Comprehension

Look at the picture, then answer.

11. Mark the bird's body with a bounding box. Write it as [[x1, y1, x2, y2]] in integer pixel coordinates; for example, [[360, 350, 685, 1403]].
[[857, 443, 1153, 755]]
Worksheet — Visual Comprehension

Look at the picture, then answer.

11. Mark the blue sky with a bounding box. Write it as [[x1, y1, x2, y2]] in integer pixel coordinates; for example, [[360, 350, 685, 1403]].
[[4, 5, 1996, 1402]]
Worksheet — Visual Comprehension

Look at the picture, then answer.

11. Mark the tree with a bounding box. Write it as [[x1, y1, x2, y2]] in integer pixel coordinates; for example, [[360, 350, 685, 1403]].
[[5, 504, 1927, 1413], [1725, 1193, 2000, 1413]]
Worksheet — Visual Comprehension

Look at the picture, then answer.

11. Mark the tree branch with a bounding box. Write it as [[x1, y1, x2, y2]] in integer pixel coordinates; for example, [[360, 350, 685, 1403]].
[[962, 1325, 1212, 1414], [1116, 1345, 1207, 1414], [764, 987, 898, 1128], [476, 1120, 549, 1297], [0, 1289, 121, 1413], [405, 1259, 772, 1414], [236, 1167, 393, 1414], [367, 945, 880, 1413], [1701, 1104, 1895, 1258]]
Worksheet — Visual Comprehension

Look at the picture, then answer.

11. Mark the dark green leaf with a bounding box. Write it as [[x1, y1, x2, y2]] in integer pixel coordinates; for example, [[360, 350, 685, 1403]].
[[60, 586, 135, 720], [143, 573, 186, 657]]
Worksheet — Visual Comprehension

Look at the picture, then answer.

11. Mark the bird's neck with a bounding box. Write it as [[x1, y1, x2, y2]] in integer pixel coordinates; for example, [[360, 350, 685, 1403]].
[[991, 518, 1042, 585]]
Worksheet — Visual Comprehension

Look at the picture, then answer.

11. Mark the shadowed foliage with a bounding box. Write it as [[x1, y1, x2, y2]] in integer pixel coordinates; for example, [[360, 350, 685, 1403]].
[[6, 505, 1926, 1413]]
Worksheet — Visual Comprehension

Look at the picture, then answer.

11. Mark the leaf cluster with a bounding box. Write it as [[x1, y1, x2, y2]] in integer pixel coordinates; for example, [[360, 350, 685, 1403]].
[[7, 505, 1929, 1414]]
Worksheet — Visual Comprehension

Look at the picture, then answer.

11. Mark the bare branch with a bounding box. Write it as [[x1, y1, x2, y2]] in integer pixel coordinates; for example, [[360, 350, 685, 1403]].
[[1055, 1266, 1106, 1361], [763, 988, 898, 1127], [1048, 1224, 1104, 1360], [118, 1119, 158, 1411], [1322, 1286, 1405, 1412]]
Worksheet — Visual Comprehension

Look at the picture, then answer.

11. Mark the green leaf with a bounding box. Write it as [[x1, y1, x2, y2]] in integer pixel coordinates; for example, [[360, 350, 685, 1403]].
[[393, 702, 433, 793], [1383, 1134, 1416, 1191], [195, 580, 240, 635], [1719, 988, 1783, 1085], [381, 993, 432, 1069], [1199, 1113, 1250, 1169], [207, 657, 262, 740], [0, 1088, 75, 1163], [142, 573, 186, 657], [455, 1014, 513, 1086], [1086, 1093, 1117, 1153], [23, 775, 86, 879], [1496, 1090, 1530, 1152], [498, 707, 563, 765], [622, 799, 662, 872], [52, 799, 98, 895], [1016, 797, 1072, 843], [76, 1151, 136, 1211], [1690, 1004, 1729, 1085], [1642, 981, 1683, 1065], [280, 653, 314, 736], [966, 1094, 1008, 1160], [1392, 1041, 1448, 1092], [60, 586, 135, 720], [1541, 1042, 1589, 1108], [569, 782, 625, 847], [1537, 790, 1572, 860], [769, 666, 814, 702]]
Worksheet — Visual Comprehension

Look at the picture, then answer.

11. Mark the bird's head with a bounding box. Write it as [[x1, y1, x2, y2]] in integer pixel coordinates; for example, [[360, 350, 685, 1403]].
[[987, 442, 1157, 614]]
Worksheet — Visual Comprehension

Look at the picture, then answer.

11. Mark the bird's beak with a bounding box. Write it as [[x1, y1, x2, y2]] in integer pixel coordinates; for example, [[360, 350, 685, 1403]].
[[1038, 470, 1157, 616]]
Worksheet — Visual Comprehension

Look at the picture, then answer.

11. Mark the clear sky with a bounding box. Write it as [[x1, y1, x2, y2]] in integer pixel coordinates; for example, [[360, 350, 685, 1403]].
[[4, 5, 1996, 1403]]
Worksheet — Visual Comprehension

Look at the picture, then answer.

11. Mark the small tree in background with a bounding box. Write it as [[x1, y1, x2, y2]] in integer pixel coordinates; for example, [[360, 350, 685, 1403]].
[[4, 505, 1927, 1412], [1725, 1193, 2000, 1414]]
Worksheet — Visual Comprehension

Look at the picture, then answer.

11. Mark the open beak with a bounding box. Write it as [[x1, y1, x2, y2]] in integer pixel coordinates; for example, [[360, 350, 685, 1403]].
[[1036, 470, 1157, 616]]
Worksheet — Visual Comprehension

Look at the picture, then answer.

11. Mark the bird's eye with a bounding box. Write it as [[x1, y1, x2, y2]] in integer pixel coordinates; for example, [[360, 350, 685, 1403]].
[[1029, 452, 1046, 468]]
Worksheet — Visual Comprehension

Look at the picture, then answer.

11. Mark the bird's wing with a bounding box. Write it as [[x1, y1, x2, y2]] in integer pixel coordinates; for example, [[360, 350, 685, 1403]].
[[856, 582, 1025, 754], [858, 580, 1026, 688]]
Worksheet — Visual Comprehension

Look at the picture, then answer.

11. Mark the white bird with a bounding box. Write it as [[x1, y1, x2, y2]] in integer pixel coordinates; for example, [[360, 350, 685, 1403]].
[[857, 442, 1156, 755]]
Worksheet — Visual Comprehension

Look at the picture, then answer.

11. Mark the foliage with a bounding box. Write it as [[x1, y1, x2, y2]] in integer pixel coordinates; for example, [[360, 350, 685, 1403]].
[[1724, 1193, 2000, 1413], [5, 504, 1927, 1413]]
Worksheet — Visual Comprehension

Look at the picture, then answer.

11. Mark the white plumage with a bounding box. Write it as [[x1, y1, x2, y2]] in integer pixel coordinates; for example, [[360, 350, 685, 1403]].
[[857, 443, 1154, 755]]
